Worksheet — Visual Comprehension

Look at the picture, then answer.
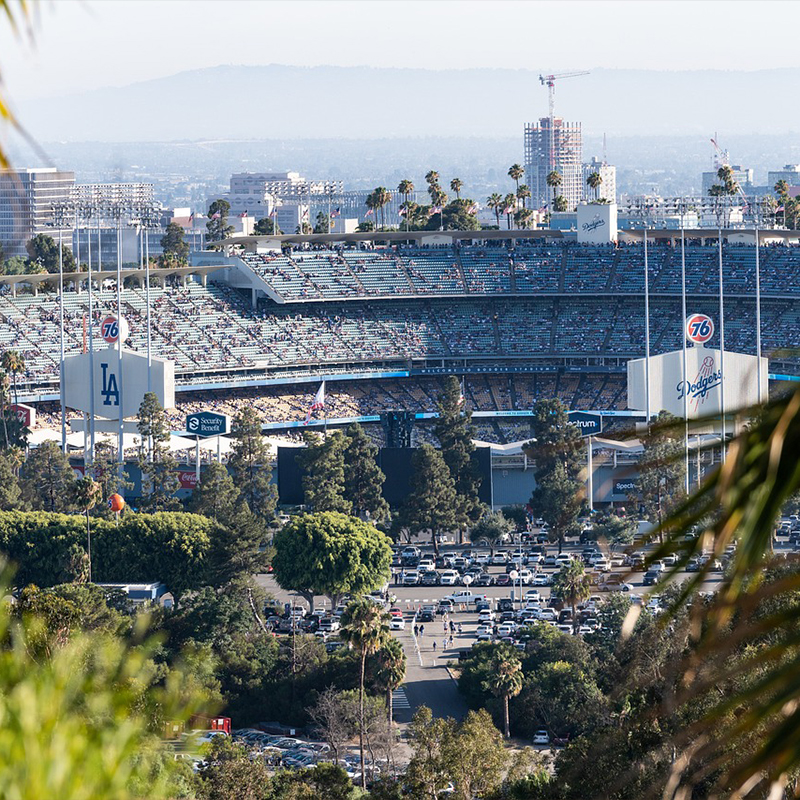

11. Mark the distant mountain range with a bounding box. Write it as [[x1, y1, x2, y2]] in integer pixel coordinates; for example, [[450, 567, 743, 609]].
[[17, 64, 800, 142]]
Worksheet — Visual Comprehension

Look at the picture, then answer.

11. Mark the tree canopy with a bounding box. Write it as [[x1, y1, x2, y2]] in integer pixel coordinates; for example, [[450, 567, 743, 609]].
[[271, 511, 392, 608]]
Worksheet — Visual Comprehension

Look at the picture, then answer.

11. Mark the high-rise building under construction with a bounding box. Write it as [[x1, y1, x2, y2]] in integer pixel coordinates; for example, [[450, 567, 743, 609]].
[[524, 117, 582, 212]]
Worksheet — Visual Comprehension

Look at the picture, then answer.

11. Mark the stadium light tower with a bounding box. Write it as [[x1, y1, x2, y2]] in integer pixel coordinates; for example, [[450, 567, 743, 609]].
[[538, 70, 590, 170]]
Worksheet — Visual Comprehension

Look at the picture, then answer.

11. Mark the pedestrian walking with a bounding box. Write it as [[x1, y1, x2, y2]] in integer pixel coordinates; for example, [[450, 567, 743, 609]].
[[414, 624, 419, 637], [449, 620, 455, 633], [449, 634, 454, 648], [432, 641, 437, 653], [420, 625, 425, 637], [458, 623, 463, 635], [442, 638, 448, 651]]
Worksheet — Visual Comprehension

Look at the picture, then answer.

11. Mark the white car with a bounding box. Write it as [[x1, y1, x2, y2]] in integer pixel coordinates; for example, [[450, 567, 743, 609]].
[[496, 622, 517, 637], [476, 623, 493, 636], [390, 617, 406, 631], [524, 590, 541, 603], [418, 559, 436, 573], [532, 574, 551, 586], [439, 570, 460, 586], [533, 730, 550, 746], [517, 569, 534, 585], [538, 608, 557, 622]]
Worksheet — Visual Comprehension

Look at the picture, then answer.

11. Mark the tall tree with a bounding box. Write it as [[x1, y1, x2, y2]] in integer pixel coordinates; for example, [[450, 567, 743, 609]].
[[24, 233, 75, 274], [72, 476, 102, 583], [469, 511, 514, 556], [401, 444, 458, 555], [524, 398, 583, 481], [206, 199, 234, 242], [368, 636, 406, 729], [136, 392, 180, 512], [450, 178, 463, 199], [508, 163, 524, 195], [189, 461, 239, 523], [553, 195, 569, 212], [228, 407, 276, 520], [487, 193, 503, 227], [159, 221, 189, 266], [343, 423, 389, 521], [313, 211, 330, 234], [434, 376, 482, 526], [1, 350, 24, 405], [272, 511, 392, 610], [0, 451, 19, 510], [502, 193, 517, 229], [299, 431, 351, 514], [636, 410, 686, 535], [371, 187, 391, 230], [20, 440, 74, 513], [340, 598, 390, 790], [586, 171, 602, 200], [546, 170, 562, 207], [552, 558, 592, 631], [483, 649, 523, 738], [253, 216, 281, 235], [529, 460, 583, 554], [425, 170, 440, 187], [517, 183, 531, 209]]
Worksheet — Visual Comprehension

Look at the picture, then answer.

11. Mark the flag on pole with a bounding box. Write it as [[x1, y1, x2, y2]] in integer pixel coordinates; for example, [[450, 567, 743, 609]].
[[331, 208, 341, 218], [239, 211, 248, 218], [365, 208, 374, 217], [211, 211, 221, 220], [398, 206, 407, 217], [458, 380, 465, 407], [304, 381, 326, 425], [467, 203, 478, 215], [302, 207, 309, 220], [271, 207, 278, 218]]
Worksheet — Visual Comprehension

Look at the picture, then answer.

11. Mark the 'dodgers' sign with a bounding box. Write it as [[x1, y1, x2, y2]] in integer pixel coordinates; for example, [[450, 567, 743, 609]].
[[186, 411, 230, 437]]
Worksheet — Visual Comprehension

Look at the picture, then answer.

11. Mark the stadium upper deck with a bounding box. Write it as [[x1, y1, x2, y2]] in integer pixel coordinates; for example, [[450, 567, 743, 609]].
[[224, 239, 800, 303], [4, 238, 799, 402]]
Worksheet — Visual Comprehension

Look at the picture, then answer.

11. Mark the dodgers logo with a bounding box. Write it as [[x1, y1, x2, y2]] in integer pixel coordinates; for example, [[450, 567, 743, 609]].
[[101, 362, 120, 406], [676, 356, 722, 412], [582, 216, 605, 232]]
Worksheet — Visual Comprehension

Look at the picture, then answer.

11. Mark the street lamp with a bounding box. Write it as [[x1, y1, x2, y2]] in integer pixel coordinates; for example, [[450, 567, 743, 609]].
[[509, 569, 519, 611]]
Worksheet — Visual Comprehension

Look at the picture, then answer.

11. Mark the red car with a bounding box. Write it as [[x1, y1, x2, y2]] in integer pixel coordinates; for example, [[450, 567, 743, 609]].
[[495, 574, 512, 587], [389, 607, 404, 618]]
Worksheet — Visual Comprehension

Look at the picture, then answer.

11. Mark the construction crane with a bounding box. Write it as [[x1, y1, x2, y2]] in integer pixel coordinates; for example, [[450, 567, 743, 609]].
[[538, 71, 590, 170]]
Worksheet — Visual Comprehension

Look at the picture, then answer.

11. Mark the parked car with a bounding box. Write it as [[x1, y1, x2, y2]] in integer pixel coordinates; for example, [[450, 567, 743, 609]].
[[402, 571, 420, 586], [495, 574, 512, 587], [389, 617, 406, 631], [420, 571, 440, 586], [533, 730, 550, 746], [439, 570, 460, 586]]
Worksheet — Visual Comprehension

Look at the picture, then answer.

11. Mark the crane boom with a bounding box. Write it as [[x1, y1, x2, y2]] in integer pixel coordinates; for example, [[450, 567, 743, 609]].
[[538, 70, 590, 170]]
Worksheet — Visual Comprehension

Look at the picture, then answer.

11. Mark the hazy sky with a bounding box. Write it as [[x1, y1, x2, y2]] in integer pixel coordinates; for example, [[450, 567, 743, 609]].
[[1, 0, 799, 102]]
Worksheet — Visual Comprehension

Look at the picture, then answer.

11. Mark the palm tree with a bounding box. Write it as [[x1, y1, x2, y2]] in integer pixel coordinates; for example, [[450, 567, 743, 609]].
[[483, 649, 523, 738], [508, 163, 524, 195], [586, 171, 602, 201], [341, 598, 390, 789], [450, 178, 463, 200], [372, 186, 391, 230], [515, 208, 534, 230], [1, 351, 24, 406], [546, 170, 562, 208], [0, 370, 9, 449], [552, 559, 591, 632], [371, 636, 406, 728], [73, 476, 102, 583], [631, 382, 800, 793], [503, 193, 517, 230], [398, 180, 414, 232], [487, 193, 503, 227], [553, 195, 569, 213], [425, 170, 439, 187], [517, 184, 531, 209]]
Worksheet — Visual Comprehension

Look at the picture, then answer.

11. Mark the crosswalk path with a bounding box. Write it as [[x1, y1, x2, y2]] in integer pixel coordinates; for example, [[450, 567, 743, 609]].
[[392, 687, 411, 711]]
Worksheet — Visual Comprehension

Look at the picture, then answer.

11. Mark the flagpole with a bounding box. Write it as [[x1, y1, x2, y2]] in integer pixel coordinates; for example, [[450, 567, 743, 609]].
[[680, 201, 689, 494], [644, 225, 651, 427], [145, 207, 152, 393], [718, 219, 726, 457], [58, 208, 66, 454], [88, 207, 96, 464], [115, 203, 125, 490], [754, 199, 763, 404]]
